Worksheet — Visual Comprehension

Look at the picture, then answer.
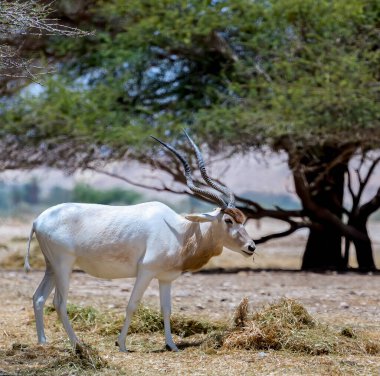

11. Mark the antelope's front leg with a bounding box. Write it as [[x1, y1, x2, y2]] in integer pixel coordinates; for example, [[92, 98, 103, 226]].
[[118, 271, 154, 352], [159, 280, 179, 352]]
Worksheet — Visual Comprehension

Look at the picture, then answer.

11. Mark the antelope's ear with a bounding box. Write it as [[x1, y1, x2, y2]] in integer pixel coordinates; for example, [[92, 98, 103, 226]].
[[185, 209, 221, 223]]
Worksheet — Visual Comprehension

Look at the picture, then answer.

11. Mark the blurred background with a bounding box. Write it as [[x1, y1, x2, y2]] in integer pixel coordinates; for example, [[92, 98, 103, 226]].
[[0, 0, 379, 272]]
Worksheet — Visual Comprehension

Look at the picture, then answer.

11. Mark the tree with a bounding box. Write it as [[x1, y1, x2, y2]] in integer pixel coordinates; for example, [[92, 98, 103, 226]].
[[1, 0, 379, 270], [0, 0, 90, 94]]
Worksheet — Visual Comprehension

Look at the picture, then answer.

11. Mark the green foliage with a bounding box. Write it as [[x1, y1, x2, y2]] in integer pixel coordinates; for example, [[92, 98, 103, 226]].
[[1, 0, 379, 154], [46, 186, 72, 205], [72, 183, 142, 205], [0, 180, 144, 216]]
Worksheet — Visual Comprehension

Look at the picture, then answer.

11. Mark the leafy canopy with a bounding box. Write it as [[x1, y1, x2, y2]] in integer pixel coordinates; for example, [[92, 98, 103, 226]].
[[1, 0, 379, 157]]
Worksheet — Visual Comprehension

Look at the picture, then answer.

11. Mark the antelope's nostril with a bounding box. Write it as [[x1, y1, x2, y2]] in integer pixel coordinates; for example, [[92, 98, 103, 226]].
[[248, 245, 256, 252]]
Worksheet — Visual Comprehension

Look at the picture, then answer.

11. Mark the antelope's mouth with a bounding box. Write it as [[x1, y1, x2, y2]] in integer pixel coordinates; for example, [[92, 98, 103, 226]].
[[242, 250, 254, 256]]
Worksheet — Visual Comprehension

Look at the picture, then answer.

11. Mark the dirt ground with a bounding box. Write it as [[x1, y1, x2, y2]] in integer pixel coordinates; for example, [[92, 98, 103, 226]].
[[1, 270, 379, 375], [0, 218, 380, 375], [2, 268, 379, 328]]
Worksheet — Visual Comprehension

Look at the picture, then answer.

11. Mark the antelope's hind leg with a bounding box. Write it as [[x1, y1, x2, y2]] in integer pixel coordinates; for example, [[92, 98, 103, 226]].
[[33, 262, 55, 344], [51, 256, 79, 347]]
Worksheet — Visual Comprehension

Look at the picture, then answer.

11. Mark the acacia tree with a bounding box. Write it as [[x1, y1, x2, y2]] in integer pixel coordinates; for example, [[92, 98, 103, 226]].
[[1, 0, 379, 270]]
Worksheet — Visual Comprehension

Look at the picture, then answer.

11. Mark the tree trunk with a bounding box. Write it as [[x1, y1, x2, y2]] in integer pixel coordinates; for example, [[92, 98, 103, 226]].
[[350, 219, 376, 271], [300, 146, 347, 271], [302, 225, 345, 270], [353, 237, 376, 271]]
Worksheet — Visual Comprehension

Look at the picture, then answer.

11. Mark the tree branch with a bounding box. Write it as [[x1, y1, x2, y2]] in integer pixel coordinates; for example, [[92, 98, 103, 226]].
[[358, 187, 380, 220], [254, 222, 308, 244], [235, 194, 304, 222], [352, 156, 380, 212], [311, 145, 356, 192], [86, 166, 190, 195], [289, 152, 368, 241], [346, 166, 355, 203]]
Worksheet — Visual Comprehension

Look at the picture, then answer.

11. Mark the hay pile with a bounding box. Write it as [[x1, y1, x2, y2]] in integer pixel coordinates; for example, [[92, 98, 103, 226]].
[[3, 341, 107, 373], [45, 303, 225, 338], [206, 297, 380, 355]]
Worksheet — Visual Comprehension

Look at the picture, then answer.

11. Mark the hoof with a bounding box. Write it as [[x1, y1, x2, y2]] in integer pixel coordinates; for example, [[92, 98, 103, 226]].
[[116, 340, 128, 353], [73, 342, 84, 353], [165, 343, 179, 352]]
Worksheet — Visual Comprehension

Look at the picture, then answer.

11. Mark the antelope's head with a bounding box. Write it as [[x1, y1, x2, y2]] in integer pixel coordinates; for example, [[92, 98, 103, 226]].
[[152, 132, 256, 258]]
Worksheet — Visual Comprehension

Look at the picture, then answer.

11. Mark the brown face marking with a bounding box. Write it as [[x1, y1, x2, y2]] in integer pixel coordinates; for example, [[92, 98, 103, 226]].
[[223, 208, 246, 224], [178, 223, 223, 272]]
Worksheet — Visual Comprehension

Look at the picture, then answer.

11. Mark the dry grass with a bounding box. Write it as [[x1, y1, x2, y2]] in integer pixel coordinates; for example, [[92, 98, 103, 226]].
[[2, 295, 379, 375], [1, 342, 108, 375], [0, 238, 45, 269], [45, 303, 226, 338], [42, 299, 379, 359], [204, 298, 380, 357]]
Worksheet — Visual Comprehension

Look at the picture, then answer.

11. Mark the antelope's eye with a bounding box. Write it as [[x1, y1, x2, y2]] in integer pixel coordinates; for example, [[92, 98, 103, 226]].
[[224, 218, 233, 224]]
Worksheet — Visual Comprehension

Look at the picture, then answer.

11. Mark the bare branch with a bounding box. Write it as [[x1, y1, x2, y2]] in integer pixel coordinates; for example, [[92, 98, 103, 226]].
[[254, 222, 308, 244], [86, 165, 189, 196], [291, 159, 368, 241], [0, 0, 92, 80], [361, 156, 380, 189], [0, 2, 90, 37], [346, 165, 356, 203], [352, 156, 380, 212], [311, 145, 355, 191], [358, 187, 380, 220], [235, 193, 304, 221]]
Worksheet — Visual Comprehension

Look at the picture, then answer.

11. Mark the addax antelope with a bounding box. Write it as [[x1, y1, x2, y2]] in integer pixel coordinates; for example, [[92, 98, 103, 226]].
[[25, 132, 256, 352]]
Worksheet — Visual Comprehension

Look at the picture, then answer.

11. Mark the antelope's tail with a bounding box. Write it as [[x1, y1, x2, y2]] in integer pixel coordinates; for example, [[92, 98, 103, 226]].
[[24, 223, 35, 272]]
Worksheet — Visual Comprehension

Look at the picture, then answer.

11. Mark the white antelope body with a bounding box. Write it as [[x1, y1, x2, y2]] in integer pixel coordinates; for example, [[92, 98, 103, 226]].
[[26, 133, 256, 352]]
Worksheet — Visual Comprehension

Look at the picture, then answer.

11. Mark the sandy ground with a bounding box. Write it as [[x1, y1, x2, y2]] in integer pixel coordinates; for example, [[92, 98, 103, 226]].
[[2, 268, 379, 326], [2, 269, 379, 325], [0, 270, 379, 375]]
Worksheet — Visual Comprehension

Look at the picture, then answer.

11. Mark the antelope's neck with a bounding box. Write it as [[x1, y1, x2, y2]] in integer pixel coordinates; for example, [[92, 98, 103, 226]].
[[180, 221, 223, 272]]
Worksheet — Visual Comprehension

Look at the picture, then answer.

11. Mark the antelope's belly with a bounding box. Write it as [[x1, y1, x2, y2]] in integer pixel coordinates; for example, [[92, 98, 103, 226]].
[[75, 248, 140, 279]]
